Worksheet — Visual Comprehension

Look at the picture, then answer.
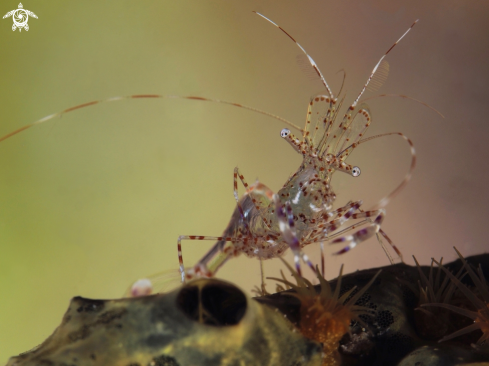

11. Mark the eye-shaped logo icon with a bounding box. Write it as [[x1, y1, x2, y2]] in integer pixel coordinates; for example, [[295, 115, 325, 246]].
[[3, 3, 38, 32]]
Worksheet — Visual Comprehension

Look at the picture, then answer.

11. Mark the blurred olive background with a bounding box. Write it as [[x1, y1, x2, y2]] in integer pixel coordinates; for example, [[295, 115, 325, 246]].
[[1, 0, 488, 361]]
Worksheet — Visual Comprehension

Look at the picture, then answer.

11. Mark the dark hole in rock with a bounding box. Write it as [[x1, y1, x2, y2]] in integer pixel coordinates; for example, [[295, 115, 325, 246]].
[[176, 281, 247, 326]]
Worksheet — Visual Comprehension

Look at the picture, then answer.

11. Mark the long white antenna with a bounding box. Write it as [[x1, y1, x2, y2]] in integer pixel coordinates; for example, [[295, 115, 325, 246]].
[[253, 11, 334, 99], [351, 20, 419, 108]]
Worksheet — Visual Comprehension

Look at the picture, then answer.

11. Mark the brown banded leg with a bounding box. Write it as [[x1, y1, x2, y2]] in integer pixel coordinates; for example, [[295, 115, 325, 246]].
[[378, 228, 403, 263], [322, 200, 356, 222], [330, 209, 386, 255], [317, 221, 364, 241], [308, 204, 385, 254], [307, 202, 368, 244], [232, 167, 253, 234], [311, 206, 398, 262], [177, 235, 237, 282], [233, 166, 251, 201], [354, 207, 403, 264], [311, 204, 382, 241], [299, 201, 356, 238], [320, 201, 363, 233]]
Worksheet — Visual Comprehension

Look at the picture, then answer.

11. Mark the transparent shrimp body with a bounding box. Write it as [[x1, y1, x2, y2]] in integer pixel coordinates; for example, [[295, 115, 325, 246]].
[[180, 13, 421, 283], [213, 182, 286, 261], [181, 95, 381, 282]]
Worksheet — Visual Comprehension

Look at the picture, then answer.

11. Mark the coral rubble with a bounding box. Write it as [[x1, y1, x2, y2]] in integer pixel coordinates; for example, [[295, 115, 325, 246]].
[[6, 254, 489, 366]]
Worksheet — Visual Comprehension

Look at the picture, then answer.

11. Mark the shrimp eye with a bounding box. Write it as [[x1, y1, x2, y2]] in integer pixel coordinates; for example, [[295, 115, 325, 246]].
[[352, 166, 361, 177], [280, 128, 290, 138]]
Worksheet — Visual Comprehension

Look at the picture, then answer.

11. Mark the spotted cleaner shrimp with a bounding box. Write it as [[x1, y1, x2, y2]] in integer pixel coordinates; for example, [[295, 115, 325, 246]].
[[0, 12, 438, 295], [173, 13, 426, 288]]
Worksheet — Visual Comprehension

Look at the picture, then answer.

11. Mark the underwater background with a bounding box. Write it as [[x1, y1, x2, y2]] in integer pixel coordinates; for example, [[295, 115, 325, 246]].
[[1, 0, 488, 362]]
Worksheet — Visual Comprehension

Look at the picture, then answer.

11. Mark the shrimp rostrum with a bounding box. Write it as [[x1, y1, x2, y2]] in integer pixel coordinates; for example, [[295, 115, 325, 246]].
[[179, 13, 420, 282]]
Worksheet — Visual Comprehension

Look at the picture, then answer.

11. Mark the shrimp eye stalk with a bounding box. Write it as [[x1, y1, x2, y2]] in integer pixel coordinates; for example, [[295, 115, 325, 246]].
[[280, 128, 302, 154], [280, 128, 290, 138]]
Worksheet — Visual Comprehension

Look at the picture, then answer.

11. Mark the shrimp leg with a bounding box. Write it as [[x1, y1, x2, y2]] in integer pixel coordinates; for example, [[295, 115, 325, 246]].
[[233, 167, 273, 230], [233, 168, 274, 292], [178, 235, 237, 282], [349, 208, 402, 263], [349, 206, 403, 263], [310, 206, 401, 263], [330, 210, 386, 255], [274, 195, 316, 277]]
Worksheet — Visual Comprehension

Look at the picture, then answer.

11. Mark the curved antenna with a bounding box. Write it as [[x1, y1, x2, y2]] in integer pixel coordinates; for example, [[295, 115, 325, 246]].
[[357, 132, 416, 210], [335, 69, 347, 97], [0, 94, 303, 143], [360, 93, 445, 118], [253, 11, 334, 99], [351, 20, 419, 108]]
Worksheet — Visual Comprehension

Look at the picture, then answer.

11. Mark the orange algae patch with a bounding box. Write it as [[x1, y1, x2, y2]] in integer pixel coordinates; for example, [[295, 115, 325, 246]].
[[270, 260, 381, 365], [476, 303, 489, 340]]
